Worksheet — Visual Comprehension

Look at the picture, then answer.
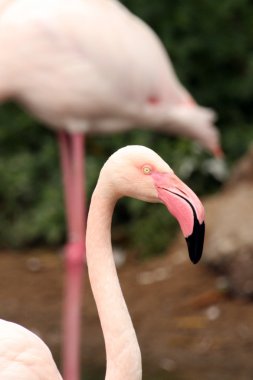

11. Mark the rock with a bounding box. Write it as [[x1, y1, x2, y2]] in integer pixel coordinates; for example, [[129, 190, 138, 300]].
[[202, 146, 253, 297], [204, 184, 253, 267], [226, 144, 253, 187]]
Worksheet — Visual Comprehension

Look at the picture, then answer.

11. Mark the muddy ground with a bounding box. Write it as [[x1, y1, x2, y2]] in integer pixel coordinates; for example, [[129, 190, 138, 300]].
[[0, 240, 253, 380]]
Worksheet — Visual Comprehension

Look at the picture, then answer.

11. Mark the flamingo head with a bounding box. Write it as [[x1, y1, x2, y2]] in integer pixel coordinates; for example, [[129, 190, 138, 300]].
[[163, 103, 223, 157], [99, 145, 205, 264]]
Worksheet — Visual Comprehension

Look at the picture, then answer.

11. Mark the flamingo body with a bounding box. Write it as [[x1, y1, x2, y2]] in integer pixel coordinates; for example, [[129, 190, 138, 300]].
[[0, 319, 62, 380], [0, 0, 219, 151]]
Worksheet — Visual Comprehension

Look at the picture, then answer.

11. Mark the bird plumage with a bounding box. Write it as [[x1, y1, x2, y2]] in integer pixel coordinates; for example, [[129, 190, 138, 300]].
[[0, 0, 219, 151], [86, 145, 205, 379], [0, 319, 62, 380]]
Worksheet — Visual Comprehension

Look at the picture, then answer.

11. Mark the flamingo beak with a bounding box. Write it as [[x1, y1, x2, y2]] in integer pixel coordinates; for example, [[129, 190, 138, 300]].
[[152, 172, 205, 264]]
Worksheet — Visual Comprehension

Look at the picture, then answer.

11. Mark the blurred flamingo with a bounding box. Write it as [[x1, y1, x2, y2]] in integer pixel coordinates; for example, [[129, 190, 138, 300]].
[[0, 145, 205, 380], [0, 0, 216, 378]]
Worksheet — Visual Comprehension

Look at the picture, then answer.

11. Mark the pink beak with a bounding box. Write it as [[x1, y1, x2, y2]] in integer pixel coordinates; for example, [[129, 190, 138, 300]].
[[152, 171, 205, 264]]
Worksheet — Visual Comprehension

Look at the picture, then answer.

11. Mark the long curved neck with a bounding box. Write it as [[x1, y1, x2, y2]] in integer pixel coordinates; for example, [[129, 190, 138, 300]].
[[86, 184, 142, 380]]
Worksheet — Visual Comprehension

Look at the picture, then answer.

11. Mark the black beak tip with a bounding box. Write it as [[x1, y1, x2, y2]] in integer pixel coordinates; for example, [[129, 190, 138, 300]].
[[185, 221, 205, 264]]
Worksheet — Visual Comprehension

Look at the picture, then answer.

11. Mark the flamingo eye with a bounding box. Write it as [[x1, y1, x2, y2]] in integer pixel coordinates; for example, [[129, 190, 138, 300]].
[[143, 166, 152, 175]]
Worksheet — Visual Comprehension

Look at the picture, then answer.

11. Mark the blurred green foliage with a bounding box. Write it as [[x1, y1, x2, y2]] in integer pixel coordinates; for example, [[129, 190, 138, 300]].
[[1, 0, 253, 256]]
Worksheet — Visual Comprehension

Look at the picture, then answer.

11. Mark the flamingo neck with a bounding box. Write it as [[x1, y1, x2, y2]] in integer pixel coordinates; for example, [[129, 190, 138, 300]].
[[86, 186, 142, 380]]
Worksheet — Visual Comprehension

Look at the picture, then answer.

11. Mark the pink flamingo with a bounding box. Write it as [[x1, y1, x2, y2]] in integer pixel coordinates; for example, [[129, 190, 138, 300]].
[[0, 145, 205, 380], [86, 145, 205, 379], [0, 0, 214, 378], [0, 319, 62, 380]]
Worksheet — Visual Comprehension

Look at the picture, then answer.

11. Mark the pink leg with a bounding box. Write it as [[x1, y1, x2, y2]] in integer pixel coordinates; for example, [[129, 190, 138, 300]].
[[58, 131, 86, 380]]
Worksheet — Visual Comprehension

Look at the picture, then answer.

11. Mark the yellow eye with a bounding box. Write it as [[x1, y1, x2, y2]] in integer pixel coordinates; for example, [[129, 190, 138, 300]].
[[143, 166, 152, 175]]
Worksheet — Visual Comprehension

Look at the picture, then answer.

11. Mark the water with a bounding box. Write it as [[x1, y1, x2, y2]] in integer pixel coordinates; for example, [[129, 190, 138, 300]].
[[82, 368, 182, 380]]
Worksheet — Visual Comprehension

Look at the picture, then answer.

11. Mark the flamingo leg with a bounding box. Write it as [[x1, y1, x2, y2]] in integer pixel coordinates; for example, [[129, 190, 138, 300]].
[[58, 131, 86, 380]]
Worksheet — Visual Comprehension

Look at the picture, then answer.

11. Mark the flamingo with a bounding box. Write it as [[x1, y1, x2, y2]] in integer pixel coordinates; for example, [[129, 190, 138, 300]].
[[0, 0, 213, 378], [0, 145, 205, 380], [0, 319, 62, 380], [86, 145, 205, 380]]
